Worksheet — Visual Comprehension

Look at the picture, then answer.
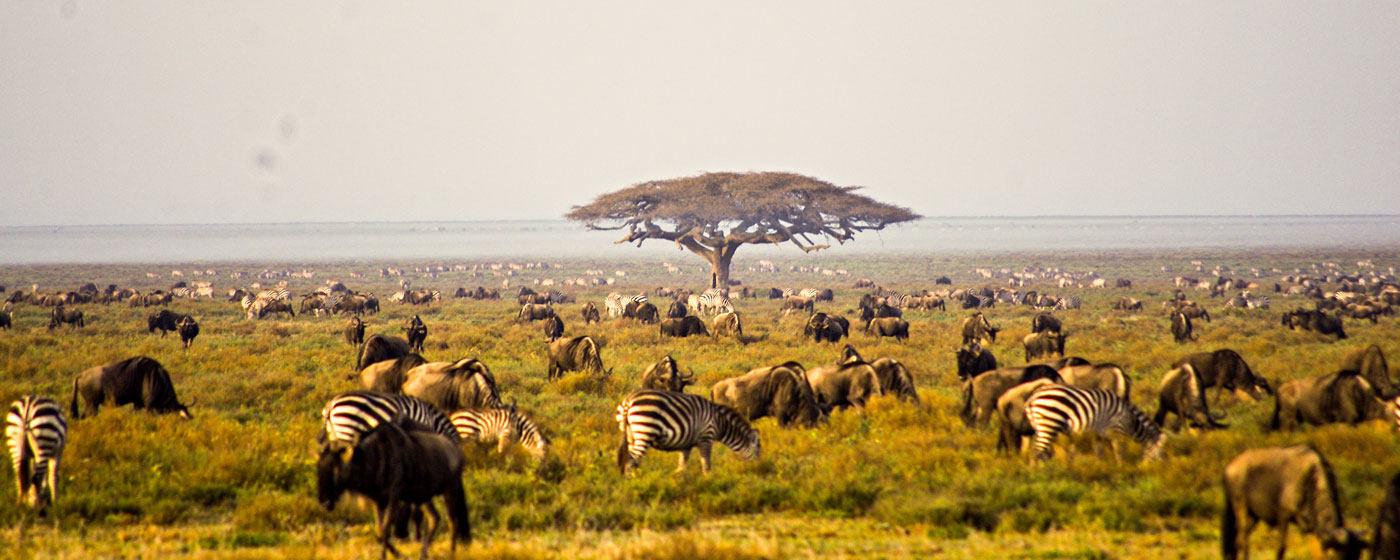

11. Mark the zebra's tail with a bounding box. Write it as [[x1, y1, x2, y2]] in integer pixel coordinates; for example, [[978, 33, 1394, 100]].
[[1221, 483, 1239, 559], [616, 407, 632, 473]]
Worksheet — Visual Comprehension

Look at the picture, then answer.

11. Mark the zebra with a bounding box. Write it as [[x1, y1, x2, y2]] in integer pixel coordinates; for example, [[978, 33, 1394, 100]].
[[1024, 384, 1163, 462], [694, 288, 734, 316], [797, 288, 822, 300], [1055, 295, 1082, 310], [6, 396, 67, 515], [605, 293, 646, 318], [450, 407, 550, 459], [170, 286, 194, 298], [320, 391, 459, 446], [615, 389, 760, 474]]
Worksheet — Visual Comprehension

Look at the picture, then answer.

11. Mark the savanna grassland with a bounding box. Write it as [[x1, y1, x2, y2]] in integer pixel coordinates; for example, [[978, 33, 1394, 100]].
[[1, 249, 1397, 559]]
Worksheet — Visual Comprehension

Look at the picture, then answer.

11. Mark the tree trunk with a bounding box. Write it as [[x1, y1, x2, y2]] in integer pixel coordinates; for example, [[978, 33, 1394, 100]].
[[709, 247, 735, 290]]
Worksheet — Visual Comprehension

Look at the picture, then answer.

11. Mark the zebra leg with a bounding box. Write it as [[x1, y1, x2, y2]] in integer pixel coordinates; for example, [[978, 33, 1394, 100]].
[[1032, 431, 1055, 462], [675, 449, 690, 473], [46, 457, 59, 511], [698, 440, 713, 474]]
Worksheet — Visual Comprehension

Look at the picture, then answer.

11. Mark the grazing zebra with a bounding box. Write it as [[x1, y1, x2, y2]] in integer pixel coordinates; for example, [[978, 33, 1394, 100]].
[[6, 396, 67, 515], [450, 407, 550, 459], [170, 286, 194, 298], [797, 288, 822, 300], [605, 293, 646, 318], [615, 390, 760, 474], [1055, 295, 1082, 310], [1024, 384, 1164, 462], [695, 289, 734, 316], [320, 391, 459, 446]]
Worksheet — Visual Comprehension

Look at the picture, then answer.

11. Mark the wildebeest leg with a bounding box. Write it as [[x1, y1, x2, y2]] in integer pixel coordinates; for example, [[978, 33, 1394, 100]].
[[1273, 522, 1288, 560], [675, 449, 690, 474], [376, 501, 403, 559], [420, 502, 440, 560], [697, 440, 713, 474]]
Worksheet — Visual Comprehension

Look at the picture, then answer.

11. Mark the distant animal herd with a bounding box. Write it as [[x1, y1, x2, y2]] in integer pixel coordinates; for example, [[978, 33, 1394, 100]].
[[3, 258, 1400, 558]]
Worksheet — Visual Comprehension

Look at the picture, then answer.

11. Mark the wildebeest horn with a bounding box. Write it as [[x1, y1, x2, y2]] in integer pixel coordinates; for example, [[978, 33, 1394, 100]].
[[681, 367, 696, 380]]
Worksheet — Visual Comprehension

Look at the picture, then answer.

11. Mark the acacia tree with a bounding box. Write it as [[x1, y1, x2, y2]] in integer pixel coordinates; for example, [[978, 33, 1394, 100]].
[[566, 172, 920, 289]]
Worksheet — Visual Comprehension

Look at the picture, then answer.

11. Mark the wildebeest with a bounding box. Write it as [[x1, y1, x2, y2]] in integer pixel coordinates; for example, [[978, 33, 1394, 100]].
[[1058, 363, 1130, 398], [1030, 312, 1061, 334], [357, 334, 413, 371], [358, 353, 429, 393], [1221, 445, 1366, 560], [865, 317, 909, 340], [518, 303, 555, 322], [1111, 297, 1143, 311], [960, 365, 1061, 426], [805, 349, 882, 410], [869, 357, 918, 402], [1172, 349, 1272, 405], [782, 296, 816, 315], [1169, 301, 1211, 322], [994, 378, 1057, 453], [1282, 308, 1347, 339], [546, 336, 608, 380], [711, 361, 825, 427], [344, 316, 366, 346], [1339, 344, 1393, 398], [1271, 370, 1390, 430], [48, 306, 84, 330], [1170, 311, 1194, 343], [955, 343, 998, 381], [711, 311, 743, 339], [1374, 472, 1400, 560], [659, 316, 708, 338], [0, 309, 10, 330], [639, 355, 695, 392], [176, 316, 199, 349], [404, 315, 428, 353], [624, 301, 660, 324], [401, 358, 504, 413], [803, 312, 847, 343], [665, 299, 688, 319], [317, 417, 472, 559], [580, 302, 601, 324], [70, 356, 192, 419], [146, 309, 185, 336], [1022, 331, 1066, 362], [540, 314, 565, 342], [960, 312, 999, 345], [1153, 364, 1225, 431]]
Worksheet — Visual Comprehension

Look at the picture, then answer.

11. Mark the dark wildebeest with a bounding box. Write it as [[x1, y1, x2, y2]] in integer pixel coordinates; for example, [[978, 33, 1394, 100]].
[[865, 317, 909, 340], [70, 356, 192, 419], [665, 299, 688, 319], [1170, 301, 1211, 322], [317, 417, 472, 560], [1171, 349, 1272, 406], [48, 307, 83, 330], [660, 316, 708, 337], [994, 378, 1058, 453], [1221, 446, 1366, 560], [580, 302, 601, 325], [624, 301, 660, 324], [0, 309, 10, 330], [344, 316, 366, 346], [955, 343, 998, 381], [1022, 331, 1066, 362], [1373, 472, 1400, 560], [1152, 364, 1226, 431], [870, 357, 918, 402], [1115, 278, 1132, 288], [960, 365, 1061, 426], [404, 315, 428, 353], [401, 358, 504, 413], [147, 309, 183, 336], [712, 361, 825, 427], [358, 353, 429, 393], [1271, 370, 1391, 430], [803, 312, 847, 343], [766, 288, 784, 299], [517, 303, 555, 322], [1030, 312, 1061, 334], [1282, 308, 1347, 339], [639, 355, 695, 392], [357, 334, 413, 371], [542, 315, 564, 342], [711, 311, 744, 339], [176, 316, 199, 349], [960, 312, 999, 345], [1170, 311, 1193, 343], [1339, 344, 1393, 398], [546, 336, 609, 380], [805, 348, 882, 410]]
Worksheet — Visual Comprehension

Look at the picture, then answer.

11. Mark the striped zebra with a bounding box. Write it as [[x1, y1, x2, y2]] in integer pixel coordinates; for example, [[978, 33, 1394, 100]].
[[450, 407, 549, 459], [615, 390, 760, 474], [695, 288, 733, 316], [6, 396, 67, 514], [320, 391, 459, 446], [797, 288, 822, 300], [170, 286, 194, 298], [1055, 295, 1082, 310], [605, 292, 646, 318], [1025, 384, 1163, 462]]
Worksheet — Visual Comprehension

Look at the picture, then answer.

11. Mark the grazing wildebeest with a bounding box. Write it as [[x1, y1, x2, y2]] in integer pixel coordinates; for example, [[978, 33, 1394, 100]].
[[960, 312, 999, 345], [1282, 308, 1347, 339], [48, 307, 83, 330], [317, 417, 472, 559], [176, 316, 199, 349], [344, 316, 366, 346], [401, 358, 504, 413], [0, 309, 10, 330], [1172, 349, 1272, 405], [541, 314, 565, 342], [1022, 331, 1066, 362], [660, 316, 708, 338], [546, 336, 608, 380], [1169, 301, 1211, 322], [960, 365, 1061, 426], [639, 355, 695, 393], [955, 343, 998, 381], [404, 315, 428, 353], [146, 309, 183, 336], [869, 357, 918, 402], [711, 311, 743, 339], [803, 312, 847, 343], [517, 303, 555, 322], [624, 301, 660, 324], [358, 354, 428, 393], [1271, 370, 1390, 430], [994, 378, 1057, 453], [1170, 311, 1194, 343], [1221, 446, 1366, 560], [865, 317, 909, 340], [580, 302, 601, 325], [1339, 344, 1393, 398], [1111, 297, 1143, 311], [1374, 472, 1400, 560], [1030, 312, 1062, 334], [665, 299, 688, 319], [1058, 363, 1130, 398], [782, 296, 816, 315], [1153, 364, 1226, 431], [805, 348, 882, 410], [712, 362, 825, 428], [357, 334, 413, 371], [70, 356, 192, 419]]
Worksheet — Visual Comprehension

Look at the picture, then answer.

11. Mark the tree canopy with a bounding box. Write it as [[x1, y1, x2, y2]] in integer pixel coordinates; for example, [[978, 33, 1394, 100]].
[[566, 172, 920, 287]]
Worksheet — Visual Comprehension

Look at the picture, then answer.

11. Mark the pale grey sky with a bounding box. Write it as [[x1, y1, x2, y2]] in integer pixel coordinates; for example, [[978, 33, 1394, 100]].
[[2, 2, 1398, 226]]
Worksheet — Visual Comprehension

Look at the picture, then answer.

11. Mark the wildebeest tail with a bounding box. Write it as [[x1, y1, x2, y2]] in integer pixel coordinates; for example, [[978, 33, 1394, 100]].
[[1221, 481, 1238, 559], [69, 378, 80, 419], [444, 479, 473, 544], [959, 380, 974, 426], [1267, 388, 1282, 431]]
